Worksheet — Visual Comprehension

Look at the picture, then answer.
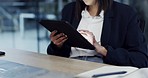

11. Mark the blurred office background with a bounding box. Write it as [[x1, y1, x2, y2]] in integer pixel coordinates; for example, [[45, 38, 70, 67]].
[[0, 0, 147, 54]]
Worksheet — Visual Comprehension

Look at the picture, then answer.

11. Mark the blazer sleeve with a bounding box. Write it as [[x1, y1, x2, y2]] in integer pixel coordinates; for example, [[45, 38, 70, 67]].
[[47, 42, 71, 57], [103, 9, 148, 68]]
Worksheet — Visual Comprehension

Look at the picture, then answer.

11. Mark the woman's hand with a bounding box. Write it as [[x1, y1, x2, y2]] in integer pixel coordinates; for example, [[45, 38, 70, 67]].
[[50, 30, 68, 48], [78, 30, 107, 56]]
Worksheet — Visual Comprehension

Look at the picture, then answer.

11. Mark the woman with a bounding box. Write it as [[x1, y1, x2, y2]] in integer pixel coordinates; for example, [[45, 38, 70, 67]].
[[47, 0, 148, 68]]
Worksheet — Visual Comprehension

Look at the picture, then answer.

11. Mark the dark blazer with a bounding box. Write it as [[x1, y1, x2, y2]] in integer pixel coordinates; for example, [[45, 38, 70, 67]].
[[47, 1, 148, 68]]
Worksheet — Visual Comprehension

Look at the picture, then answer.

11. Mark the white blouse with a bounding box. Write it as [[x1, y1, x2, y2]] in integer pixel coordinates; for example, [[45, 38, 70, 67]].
[[70, 8, 104, 57]]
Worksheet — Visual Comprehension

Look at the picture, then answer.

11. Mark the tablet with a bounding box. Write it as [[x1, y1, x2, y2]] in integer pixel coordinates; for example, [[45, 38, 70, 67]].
[[39, 20, 95, 50]]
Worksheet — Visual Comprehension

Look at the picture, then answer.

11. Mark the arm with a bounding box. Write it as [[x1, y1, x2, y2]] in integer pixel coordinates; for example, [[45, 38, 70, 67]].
[[47, 2, 76, 57], [103, 11, 148, 68]]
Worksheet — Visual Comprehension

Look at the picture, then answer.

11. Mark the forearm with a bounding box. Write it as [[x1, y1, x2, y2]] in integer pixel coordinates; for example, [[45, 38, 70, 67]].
[[93, 42, 107, 56], [103, 45, 148, 68]]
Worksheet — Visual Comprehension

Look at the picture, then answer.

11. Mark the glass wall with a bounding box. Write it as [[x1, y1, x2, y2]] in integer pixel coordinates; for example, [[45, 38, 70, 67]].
[[0, 0, 147, 54], [0, 0, 73, 54]]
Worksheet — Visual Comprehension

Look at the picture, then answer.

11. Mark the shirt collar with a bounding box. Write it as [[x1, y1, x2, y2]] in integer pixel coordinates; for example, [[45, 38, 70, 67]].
[[81, 8, 104, 19]]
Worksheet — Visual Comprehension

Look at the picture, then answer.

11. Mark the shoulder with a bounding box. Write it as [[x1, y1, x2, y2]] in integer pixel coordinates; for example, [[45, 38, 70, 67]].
[[61, 2, 76, 22], [112, 1, 137, 16], [62, 2, 76, 12]]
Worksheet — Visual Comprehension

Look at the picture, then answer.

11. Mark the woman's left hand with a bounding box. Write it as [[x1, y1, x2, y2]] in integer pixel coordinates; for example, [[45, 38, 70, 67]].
[[78, 30, 107, 56]]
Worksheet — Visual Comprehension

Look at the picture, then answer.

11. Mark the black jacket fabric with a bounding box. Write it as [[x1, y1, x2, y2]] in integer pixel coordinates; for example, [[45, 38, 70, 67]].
[[47, 1, 148, 68]]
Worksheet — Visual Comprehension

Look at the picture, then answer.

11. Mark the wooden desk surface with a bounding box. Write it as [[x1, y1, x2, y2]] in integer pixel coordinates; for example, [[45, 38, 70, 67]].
[[0, 48, 106, 77]]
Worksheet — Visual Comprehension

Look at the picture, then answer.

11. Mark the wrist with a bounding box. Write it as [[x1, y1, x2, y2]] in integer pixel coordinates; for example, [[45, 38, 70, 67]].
[[101, 47, 107, 56], [94, 43, 107, 56]]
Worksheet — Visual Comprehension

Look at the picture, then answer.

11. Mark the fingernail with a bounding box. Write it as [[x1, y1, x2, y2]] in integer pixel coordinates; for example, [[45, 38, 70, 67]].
[[62, 33, 65, 35], [54, 30, 57, 32]]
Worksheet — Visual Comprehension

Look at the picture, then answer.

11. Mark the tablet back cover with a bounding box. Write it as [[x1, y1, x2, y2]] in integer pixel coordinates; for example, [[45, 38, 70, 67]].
[[39, 20, 95, 50]]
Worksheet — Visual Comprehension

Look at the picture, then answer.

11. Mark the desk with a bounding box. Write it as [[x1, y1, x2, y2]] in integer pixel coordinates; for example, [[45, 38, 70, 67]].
[[0, 48, 106, 78]]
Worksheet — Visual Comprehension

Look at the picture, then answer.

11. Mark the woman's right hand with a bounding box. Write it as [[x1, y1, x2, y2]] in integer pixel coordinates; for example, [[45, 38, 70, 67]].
[[50, 30, 68, 48]]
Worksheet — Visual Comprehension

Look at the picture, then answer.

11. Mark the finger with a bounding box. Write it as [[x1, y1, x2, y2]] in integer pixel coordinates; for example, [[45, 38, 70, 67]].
[[54, 35, 68, 45], [52, 33, 64, 41], [55, 35, 67, 43], [56, 37, 68, 46], [78, 30, 89, 32], [79, 30, 89, 36], [98, 41, 101, 45], [50, 30, 57, 38], [79, 30, 93, 35], [80, 32, 94, 37], [79, 32, 87, 36]]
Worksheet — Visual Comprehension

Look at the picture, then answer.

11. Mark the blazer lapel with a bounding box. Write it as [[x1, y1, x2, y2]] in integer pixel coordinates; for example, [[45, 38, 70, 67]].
[[101, 8, 114, 46], [72, 17, 81, 29]]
